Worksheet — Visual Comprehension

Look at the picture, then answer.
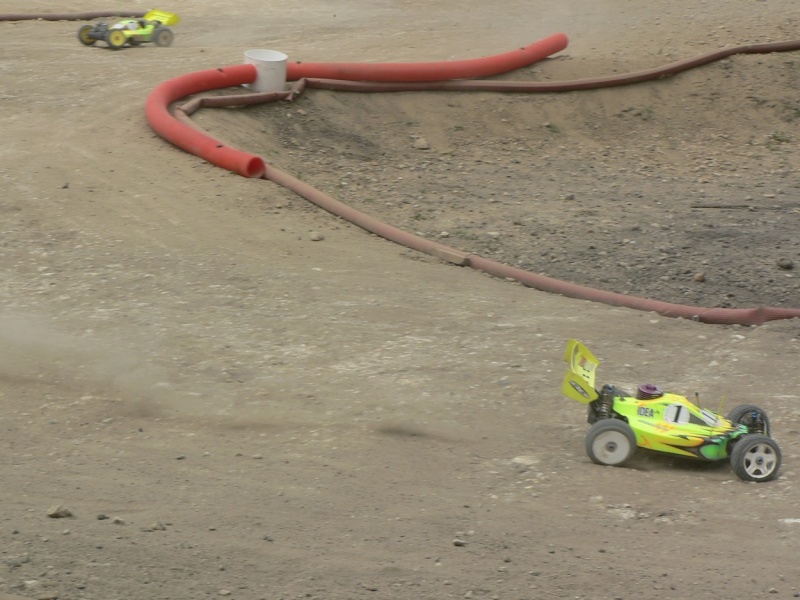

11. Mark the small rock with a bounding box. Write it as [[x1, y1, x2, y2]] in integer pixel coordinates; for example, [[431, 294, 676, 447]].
[[413, 138, 430, 150], [694, 272, 706, 282], [46, 505, 72, 519], [111, 517, 126, 525], [218, 590, 232, 596], [453, 538, 467, 547], [96, 514, 109, 521], [151, 521, 167, 531], [777, 258, 794, 270], [24, 580, 42, 591], [309, 231, 324, 241]]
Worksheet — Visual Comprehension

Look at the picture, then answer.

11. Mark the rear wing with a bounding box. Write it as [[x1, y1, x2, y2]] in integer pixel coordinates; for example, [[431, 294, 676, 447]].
[[561, 339, 600, 404], [144, 10, 180, 26]]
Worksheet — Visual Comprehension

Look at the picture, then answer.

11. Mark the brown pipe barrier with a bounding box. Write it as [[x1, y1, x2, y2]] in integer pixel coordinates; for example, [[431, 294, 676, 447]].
[[0, 11, 146, 21], [163, 39, 800, 325], [262, 164, 800, 326]]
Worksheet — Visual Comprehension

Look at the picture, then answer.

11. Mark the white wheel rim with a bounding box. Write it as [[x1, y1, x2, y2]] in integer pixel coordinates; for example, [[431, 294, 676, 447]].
[[743, 443, 777, 479], [592, 430, 631, 465]]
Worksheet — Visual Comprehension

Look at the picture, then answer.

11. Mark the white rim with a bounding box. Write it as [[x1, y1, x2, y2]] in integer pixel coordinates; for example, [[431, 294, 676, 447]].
[[592, 430, 631, 465], [742, 443, 778, 479]]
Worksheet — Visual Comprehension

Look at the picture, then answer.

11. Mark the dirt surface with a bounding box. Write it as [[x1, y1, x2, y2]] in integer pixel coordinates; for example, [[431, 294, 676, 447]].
[[2, 1, 800, 599]]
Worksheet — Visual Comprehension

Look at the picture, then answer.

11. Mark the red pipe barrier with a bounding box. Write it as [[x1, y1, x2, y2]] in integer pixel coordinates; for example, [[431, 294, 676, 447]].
[[145, 64, 266, 178], [284, 33, 568, 82], [300, 39, 800, 93], [0, 11, 146, 21], [146, 35, 567, 177]]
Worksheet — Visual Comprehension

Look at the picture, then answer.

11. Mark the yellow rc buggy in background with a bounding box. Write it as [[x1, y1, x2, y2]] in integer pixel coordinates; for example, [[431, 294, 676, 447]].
[[78, 10, 180, 49], [561, 339, 782, 482]]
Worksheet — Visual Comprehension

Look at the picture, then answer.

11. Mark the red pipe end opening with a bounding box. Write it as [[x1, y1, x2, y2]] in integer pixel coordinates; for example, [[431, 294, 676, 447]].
[[244, 156, 266, 178]]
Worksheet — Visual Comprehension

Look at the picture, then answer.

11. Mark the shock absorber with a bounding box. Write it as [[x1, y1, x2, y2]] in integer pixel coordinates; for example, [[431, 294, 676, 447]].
[[598, 384, 615, 419], [751, 410, 765, 434]]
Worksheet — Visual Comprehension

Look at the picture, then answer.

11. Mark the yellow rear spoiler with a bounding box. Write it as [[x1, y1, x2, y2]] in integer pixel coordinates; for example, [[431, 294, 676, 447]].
[[144, 10, 180, 26], [561, 339, 600, 404]]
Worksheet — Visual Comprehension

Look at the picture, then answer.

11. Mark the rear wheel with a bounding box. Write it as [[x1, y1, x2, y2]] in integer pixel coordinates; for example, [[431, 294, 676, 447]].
[[730, 434, 781, 482], [585, 419, 637, 467], [153, 27, 174, 47], [727, 404, 771, 436], [105, 29, 127, 49], [78, 25, 96, 46]]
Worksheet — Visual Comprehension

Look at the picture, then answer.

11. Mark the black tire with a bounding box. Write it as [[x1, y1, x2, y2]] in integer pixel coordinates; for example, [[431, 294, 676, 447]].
[[153, 26, 174, 47], [78, 25, 96, 46], [727, 404, 771, 436], [730, 434, 781, 482], [585, 419, 637, 467], [105, 28, 127, 49]]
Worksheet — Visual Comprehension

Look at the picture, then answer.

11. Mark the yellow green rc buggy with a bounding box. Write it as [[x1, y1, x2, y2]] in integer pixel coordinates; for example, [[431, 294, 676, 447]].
[[78, 10, 179, 49], [561, 340, 781, 482]]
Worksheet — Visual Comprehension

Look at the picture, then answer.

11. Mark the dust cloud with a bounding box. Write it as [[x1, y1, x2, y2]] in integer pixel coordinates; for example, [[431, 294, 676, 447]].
[[0, 314, 179, 415]]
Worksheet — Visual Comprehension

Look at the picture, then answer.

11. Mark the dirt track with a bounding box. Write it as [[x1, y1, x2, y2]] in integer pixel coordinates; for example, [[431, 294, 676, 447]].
[[2, 1, 800, 599]]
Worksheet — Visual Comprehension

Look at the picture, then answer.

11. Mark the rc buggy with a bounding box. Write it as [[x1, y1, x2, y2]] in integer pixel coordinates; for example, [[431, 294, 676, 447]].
[[561, 339, 781, 482], [78, 10, 179, 49]]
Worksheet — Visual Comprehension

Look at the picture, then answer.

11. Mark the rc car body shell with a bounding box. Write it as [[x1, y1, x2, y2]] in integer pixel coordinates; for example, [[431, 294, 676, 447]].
[[607, 392, 745, 460], [78, 10, 179, 49], [561, 339, 781, 481]]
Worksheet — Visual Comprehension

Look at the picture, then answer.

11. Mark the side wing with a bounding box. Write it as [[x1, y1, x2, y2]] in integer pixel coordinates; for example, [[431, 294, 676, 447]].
[[144, 10, 180, 26], [561, 339, 600, 404]]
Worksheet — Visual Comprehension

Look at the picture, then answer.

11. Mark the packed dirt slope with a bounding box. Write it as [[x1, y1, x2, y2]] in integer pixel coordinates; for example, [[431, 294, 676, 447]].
[[1, 1, 800, 599]]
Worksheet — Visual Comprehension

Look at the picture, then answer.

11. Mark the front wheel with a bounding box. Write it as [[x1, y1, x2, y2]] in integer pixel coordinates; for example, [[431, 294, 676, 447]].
[[727, 404, 771, 436], [105, 29, 127, 49], [78, 24, 96, 46], [585, 419, 637, 467], [730, 434, 781, 482], [153, 26, 174, 47]]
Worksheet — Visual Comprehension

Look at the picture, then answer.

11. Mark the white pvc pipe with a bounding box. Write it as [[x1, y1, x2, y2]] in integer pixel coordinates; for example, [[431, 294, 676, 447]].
[[244, 49, 288, 92]]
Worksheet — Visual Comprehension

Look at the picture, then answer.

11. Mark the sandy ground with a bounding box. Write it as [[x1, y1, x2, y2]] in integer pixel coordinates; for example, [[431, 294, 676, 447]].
[[2, 1, 800, 599]]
